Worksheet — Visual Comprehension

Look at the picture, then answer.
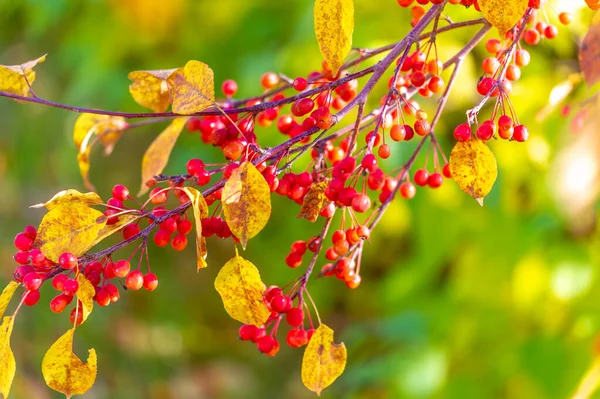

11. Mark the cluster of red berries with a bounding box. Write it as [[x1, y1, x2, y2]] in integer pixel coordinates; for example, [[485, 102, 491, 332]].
[[284, 238, 323, 269], [238, 286, 316, 355]]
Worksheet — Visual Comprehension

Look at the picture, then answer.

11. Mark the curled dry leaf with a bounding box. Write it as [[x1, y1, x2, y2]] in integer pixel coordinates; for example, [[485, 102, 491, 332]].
[[449, 138, 498, 206], [42, 328, 97, 398], [0, 316, 16, 399], [138, 117, 188, 196], [580, 11, 600, 87], [31, 189, 103, 210], [33, 203, 107, 263], [182, 187, 209, 270], [222, 162, 272, 249], [214, 248, 270, 326], [478, 0, 528, 36], [167, 60, 215, 115], [301, 323, 347, 396], [314, 0, 354, 76], [73, 114, 128, 190], [128, 69, 177, 112], [298, 181, 329, 222], [0, 54, 46, 97], [75, 274, 95, 325], [0, 282, 19, 320]]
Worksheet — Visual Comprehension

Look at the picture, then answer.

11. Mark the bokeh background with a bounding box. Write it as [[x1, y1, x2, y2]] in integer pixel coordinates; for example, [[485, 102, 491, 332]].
[[1, 1, 600, 398]]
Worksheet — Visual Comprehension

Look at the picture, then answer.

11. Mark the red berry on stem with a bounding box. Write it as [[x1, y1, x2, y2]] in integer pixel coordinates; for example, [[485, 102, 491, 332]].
[[112, 260, 131, 278], [14, 233, 33, 251], [414, 169, 429, 187], [221, 79, 238, 96], [23, 290, 40, 306], [23, 272, 42, 291], [239, 324, 259, 341], [293, 77, 308, 91], [286, 307, 304, 327], [125, 270, 144, 291], [63, 278, 79, 294], [112, 184, 129, 201], [143, 273, 159, 291], [59, 252, 78, 269]]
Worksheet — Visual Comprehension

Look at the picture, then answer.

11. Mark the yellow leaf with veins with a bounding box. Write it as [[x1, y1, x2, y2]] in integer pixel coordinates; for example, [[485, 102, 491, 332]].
[[167, 60, 215, 115], [182, 187, 209, 270], [0, 316, 16, 399], [214, 248, 270, 326], [298, 181, 329, 222], [0, 282, 19, 320], [478, 0, 528, 36], [0, 54, 46, 97], [128, 69, 177, 112], [314, 0, 354, 76], [301, 324, 347, 396]]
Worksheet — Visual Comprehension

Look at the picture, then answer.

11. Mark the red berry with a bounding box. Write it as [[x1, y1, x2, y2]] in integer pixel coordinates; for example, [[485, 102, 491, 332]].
[[186, 158, 205, 176], [351, 194, 371, 213], [285, 252, 303, 268], [105, 283, 120, 303], [270, 295, 291, 313], [94, 289, 111, 306], [160, 217, 178, 233], [378, 144, 391, 159], [125, 270, 144, 290], [59, 252, 78, 270], [454, 123, 472, 142], [153, 230, 171, 247], [256, 335, 277, 353], [23, 225, 37, 240], [50, 294, 72, 313], [123, 224, 141, 240], [52, 274, 68, 291], [112, 260, 131, 278], [260, 72, 279, 89], [513, 125, 529, 142], [427, 173, 444, 188], [293, 77, 308, 91], [178, 219, 193, 235], [143, 273, 159, 291], [291, 241, 307, 255], [22, 272, 42, 291], [14, 233, 33, 251], [239, 324, 260, 341], [264, 286, 283, 302], [414, 169, 429, 187], [63, 278, 79, 294], [171, 234, 188, 251], [286, 307, 304, 327], [14, 250, 29, 265], [312, 106, 334, 130], [400, 182, 416, 199], [442, 164, 452, 179], [112, 184, 129, 201], [23, 289, 40, 306], [70, 306, 84, 326], [221, 79, 238, 96], [13, 265, 35, 282]]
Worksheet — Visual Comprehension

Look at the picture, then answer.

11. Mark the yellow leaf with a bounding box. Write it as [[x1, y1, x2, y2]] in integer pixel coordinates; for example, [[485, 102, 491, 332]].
[[42, 328, 97, 398], [0, 54, 46, 97], [449, 138, 498, 206], [222, 162, 272, 249], [138, 117, 187, 196], [0, 282, 19, 320], [33, 203, 107, 263], [314, 0, 354, 76], [75, 274, 95, 324], [0, 316, 16, 399], [128, 69, 177, 112], [182, 187, 209, 270], [91, 213, 141, 248], [580, 11, 600, 87], [214, 248, 270, 326], [73, 114, 128, 191], [298, 181, 329, 222], [31, 189, 103, 210], [478, 0, 528, 36], [301, 323, 347, 396], [167, 60, 215, 115]]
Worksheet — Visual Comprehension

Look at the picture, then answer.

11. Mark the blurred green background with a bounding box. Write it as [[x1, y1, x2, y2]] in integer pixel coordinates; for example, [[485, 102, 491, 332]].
[[1, 1, 600, 398]]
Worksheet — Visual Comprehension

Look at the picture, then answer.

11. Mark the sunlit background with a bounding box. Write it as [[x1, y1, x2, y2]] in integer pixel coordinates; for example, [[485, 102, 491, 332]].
[[1, 1, 600, 398]]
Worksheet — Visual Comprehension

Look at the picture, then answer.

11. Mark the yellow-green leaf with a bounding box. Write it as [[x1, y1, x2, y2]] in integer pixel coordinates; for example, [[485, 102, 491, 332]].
[[138, 117, 187, 196], [182, 187, 209, 270], [222, 162, 271, 249], [478, 0, 528, 36], [75, 274, 95, 324], [314, 0, 354, 76], [214, 248, 270, 326], [33, 203, 107, 262], [449, 138, 498, 206], [31, 190, 103, 210], [0, 282, 19, 320], [298, 181, 328, 222], [73, 114, 128, 190], [128, 69, 177, 112], [0, 54, 46, 97], [0, 316, 16, 399], [167, 60, 215, 115], [301, 323, 347, 396], [42, 328, 97, 398]]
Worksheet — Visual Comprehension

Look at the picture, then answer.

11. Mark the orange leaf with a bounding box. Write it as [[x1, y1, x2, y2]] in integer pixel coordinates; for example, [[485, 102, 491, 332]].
[[138, 117, 187, 196], [0, 54, 46, 97], [478, 0, 528, 36], [41, 328, 97, 398], [33, 203, 107, 263], [222, 162, 272, 249], [301, 323, 347, 396], [580, 11, 600, 87], [128, 69, 177, 112], [298, 181, 329, 222], [314, 0, 354, 76], [214, 248, 270, 326], [182, 187, 209, 270], [167, 60, 215, 115], [0, 282, 19, 320], [0, 316, 16, 399]]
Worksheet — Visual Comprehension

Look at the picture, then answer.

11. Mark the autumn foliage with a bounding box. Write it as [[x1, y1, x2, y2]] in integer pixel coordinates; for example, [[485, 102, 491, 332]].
[[0, 0, 599, 397]]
